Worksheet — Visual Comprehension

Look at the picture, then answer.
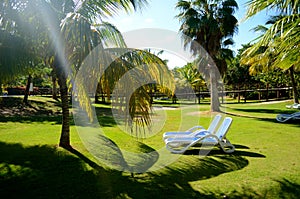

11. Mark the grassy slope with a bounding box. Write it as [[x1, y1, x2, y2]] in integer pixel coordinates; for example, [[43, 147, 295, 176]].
[[0, 96, 300, 198]]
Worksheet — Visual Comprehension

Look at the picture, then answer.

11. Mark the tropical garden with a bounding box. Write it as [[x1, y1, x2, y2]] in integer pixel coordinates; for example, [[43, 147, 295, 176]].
[[0, 0, 299, 198]]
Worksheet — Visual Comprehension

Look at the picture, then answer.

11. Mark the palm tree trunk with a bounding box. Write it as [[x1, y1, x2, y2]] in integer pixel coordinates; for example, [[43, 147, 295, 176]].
[[57, 72, 71, 148], [289, 66, 299, 104], [52, 74, 58, 100], [210, 68, 220, 112], [23, 74, 32, 104], [54, 57, 71, 149]]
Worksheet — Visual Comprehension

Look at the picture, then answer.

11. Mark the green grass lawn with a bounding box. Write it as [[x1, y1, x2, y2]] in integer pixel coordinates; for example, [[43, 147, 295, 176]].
[[0, 96, 300, 198]]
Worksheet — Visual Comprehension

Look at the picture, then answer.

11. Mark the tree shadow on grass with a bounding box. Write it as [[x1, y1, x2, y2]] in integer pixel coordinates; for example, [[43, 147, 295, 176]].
[[0, 106, 116, 127], [1, 141, 298, 199], [222, 107, 293, 117], [81, 147, 260, 198], [257, 117, 300, 127], [67, 146, 250, 199], [141, 155, 248, 197], [184, 147, 266, 158], [0, 115, 63, 124], [275, 178, 300, 199], [0, 142, 102, 198], [222, 108, 300, 127]]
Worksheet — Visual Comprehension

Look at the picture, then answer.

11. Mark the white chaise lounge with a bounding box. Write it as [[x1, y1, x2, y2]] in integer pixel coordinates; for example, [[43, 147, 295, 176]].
[[165, 117, 235, 154], [163, 114, 222, 141]]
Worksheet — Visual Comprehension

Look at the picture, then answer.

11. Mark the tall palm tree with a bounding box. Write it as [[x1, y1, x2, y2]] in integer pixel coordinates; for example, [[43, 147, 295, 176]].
[[243, 0, 300, 103], [176, 0, 238, 111], [2, 0, 173, 148], [42, 0, 173, 147], [58, 0, 174, 147]]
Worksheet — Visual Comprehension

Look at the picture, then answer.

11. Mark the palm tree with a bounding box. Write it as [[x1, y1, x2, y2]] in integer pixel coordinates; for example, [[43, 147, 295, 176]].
[[51, 0, 176, 147], [243, 0, 300, 103], [58, 1, 172, 147], [176, 0, 238, 111], [41, 0, 146, 148], [2, 0, 173, 148]]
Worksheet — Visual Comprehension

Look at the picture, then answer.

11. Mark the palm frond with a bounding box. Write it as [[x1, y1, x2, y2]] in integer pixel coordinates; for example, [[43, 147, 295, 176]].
[[246, 0, 300, 19], [75, 45, 174, 136], [243, 13, 300, 73], [77, 0, 148, 20]]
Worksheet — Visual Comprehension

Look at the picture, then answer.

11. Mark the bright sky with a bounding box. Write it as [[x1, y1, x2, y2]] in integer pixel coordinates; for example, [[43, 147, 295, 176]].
[[107, 0, 272, 68]]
